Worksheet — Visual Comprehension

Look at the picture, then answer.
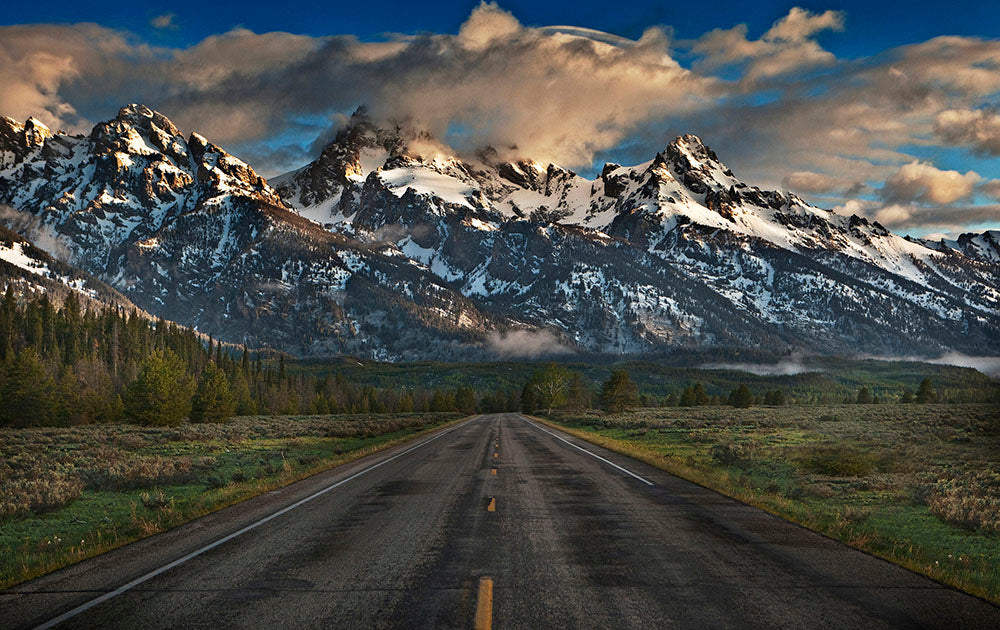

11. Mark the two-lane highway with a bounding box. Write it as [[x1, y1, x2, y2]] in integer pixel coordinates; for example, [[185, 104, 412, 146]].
[[3, 414, 999, 628]]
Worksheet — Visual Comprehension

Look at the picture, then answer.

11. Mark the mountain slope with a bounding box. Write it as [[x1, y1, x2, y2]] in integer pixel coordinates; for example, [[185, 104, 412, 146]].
[[1, 104, 998, 358], [0, 106, 501, 358], [276, 112, 1000, 356]]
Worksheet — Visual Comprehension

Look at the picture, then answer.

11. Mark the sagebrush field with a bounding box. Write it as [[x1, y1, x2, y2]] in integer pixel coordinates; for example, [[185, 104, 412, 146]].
[[0, 412, 460, 588], [543, 403, 1000, 604]]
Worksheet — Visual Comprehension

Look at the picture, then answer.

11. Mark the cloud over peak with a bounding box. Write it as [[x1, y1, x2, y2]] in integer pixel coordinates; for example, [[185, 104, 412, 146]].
[[0, 3, 997, 236]]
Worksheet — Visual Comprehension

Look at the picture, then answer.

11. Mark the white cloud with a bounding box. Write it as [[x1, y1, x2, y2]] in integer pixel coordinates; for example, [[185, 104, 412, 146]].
[[934, 108, 1000, 155], [486, 329, 571, 359], [692, 7, 844, 83], [881, 161, 980, 204], [150, 13, 177, 30], [763, 7, 845, 42], [457, 2, 520, 50]]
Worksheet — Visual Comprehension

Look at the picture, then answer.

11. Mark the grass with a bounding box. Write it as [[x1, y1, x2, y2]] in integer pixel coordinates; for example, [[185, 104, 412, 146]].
[[537, 403, 1000, 605], [0, 412, 462, 589]]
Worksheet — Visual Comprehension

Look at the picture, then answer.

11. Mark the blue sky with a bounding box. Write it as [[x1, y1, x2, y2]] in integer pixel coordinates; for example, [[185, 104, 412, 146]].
[[4, 1, 998, 52], [2, 1, 999, 237]]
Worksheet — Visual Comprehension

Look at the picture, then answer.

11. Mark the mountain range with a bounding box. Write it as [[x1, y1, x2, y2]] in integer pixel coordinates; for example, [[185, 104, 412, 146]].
[[1, 104, 997, 360]]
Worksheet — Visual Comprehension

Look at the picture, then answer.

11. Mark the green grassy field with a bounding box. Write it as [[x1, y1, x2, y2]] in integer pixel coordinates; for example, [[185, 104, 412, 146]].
[[0, 413, 461, 589], [540, 404, 1000, 604]]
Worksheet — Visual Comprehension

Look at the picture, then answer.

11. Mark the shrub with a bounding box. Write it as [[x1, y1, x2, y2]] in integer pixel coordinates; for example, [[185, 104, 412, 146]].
[[796, 445, 879, 477], [710, 441, 758, 467], [140, 489, 170, 510], [0, 472, 84, 519], [86, 454, 194, 490], [927, 471, 1000, 534]]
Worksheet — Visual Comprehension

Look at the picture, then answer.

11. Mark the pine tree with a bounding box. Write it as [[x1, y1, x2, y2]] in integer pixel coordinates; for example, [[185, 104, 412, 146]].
[[190, 362, 236, 423], [856, 386, 873, 404], [124, 350, 195, 426], [230, 371, 256, 416], [599, 370, 639, 412], [0, 347, 55, 426], [728, 384, 754, 408], [915, 378, 936, 404], [763, 389, 786, 406]]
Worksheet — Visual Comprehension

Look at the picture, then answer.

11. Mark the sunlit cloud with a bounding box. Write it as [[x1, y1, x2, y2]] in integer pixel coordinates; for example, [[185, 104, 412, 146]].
[[0, 4, 998, 235]]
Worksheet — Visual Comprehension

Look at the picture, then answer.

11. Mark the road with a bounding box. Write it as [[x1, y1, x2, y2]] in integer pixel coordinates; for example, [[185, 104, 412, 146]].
[[3, 413, 999, 629]]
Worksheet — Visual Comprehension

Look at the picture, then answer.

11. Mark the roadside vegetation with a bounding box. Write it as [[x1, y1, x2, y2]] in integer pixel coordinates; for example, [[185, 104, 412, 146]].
[[539, 402, 1000, 604], [0, 412, 460, 589]]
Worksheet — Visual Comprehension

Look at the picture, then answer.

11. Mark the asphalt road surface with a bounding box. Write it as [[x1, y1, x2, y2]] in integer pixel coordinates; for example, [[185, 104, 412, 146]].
[[3, 413, 999, 629]]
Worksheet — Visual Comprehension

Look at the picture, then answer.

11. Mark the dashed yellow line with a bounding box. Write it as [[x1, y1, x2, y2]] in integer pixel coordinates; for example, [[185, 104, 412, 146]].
[[493, 452, 498, 458], [487, 497, 496, 512], [491, 468, 497, 476], [474, 576, 493, 630]]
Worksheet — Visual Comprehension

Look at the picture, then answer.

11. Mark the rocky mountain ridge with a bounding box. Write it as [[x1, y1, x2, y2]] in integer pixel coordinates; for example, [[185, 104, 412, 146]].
[[1, 104, 998, 358]]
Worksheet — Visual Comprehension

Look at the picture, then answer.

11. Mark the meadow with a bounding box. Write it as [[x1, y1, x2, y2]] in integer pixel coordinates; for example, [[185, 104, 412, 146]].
[[0, 412, 460, 588], [542, 403, 1000, 604]]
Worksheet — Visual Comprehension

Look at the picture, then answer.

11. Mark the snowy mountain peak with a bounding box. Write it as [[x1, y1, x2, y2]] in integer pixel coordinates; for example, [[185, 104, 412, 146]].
[[3, 102, 997, 360], [23, 117, 51, 146]]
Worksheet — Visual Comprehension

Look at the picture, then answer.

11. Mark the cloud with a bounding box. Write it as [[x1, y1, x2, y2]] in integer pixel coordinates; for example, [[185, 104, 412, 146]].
[[881, 161, 980, 205], [0, 204, 73, 260], [0, 5, 719, 169], [691, 7, 844, 83], [763, 7, 845, 43], [854, 201, 1000, 232], [701, 357, 818, 375], [927, 351, 1000, 377], [934, 108, 1000, 155], [150, 13, 177, 30], [0, 4, 997, 236], [782, 170, 859, 195], [456, 2, 520, 50], [486, 329, 571, 359]]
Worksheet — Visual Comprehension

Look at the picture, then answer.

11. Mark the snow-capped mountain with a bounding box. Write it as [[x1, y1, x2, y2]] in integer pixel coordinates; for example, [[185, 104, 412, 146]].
[[0, 105, 500, 358], [1, 104, 998, 358]]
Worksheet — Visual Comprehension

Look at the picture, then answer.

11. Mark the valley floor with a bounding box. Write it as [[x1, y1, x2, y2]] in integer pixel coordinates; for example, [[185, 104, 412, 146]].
[[3, 413, 997, 628]]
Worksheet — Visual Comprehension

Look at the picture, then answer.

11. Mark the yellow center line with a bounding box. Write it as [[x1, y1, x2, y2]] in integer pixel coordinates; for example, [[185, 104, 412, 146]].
[[491, 468, 497, 476], [493, 452, 498, 458], [487, 497, 496, 512], [474, 577, 493, 630]]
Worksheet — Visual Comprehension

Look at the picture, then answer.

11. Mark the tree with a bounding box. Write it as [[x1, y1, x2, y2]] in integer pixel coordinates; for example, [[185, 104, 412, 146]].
[[856, 386, 873, 404], [900, 389, 915, 404], [430, 389, 456, 412], [124, 350, 195, 426], [599, 370, 639, 412], [520, 381, 538, 413], [0, 347, 55, 426], [763, 389, 786, 406], [680, 383, 710, 407], [190, 362, 236, 423], [915, 378, 936, 404], [455, 386, 478, 415], [728, 384, 754, 408], [565, 373, 591, 411], [532, 364, 573, 415], [230, 371, 256, 416]]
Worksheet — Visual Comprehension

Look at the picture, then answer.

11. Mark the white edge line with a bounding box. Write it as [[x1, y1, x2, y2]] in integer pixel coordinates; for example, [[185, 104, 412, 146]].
[[519, 416, 654, 486], [34, 417, 477, 630]]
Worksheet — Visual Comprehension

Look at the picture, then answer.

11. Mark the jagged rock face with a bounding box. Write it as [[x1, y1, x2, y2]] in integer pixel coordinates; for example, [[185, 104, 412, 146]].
[[1, 104, 999, 358], [276, 115, 1000, 357], [0, 105, 503, 358]]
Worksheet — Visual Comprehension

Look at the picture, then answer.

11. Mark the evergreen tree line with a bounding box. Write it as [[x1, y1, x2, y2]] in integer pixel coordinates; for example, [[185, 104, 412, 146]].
[[0, 291, 485, 427]]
